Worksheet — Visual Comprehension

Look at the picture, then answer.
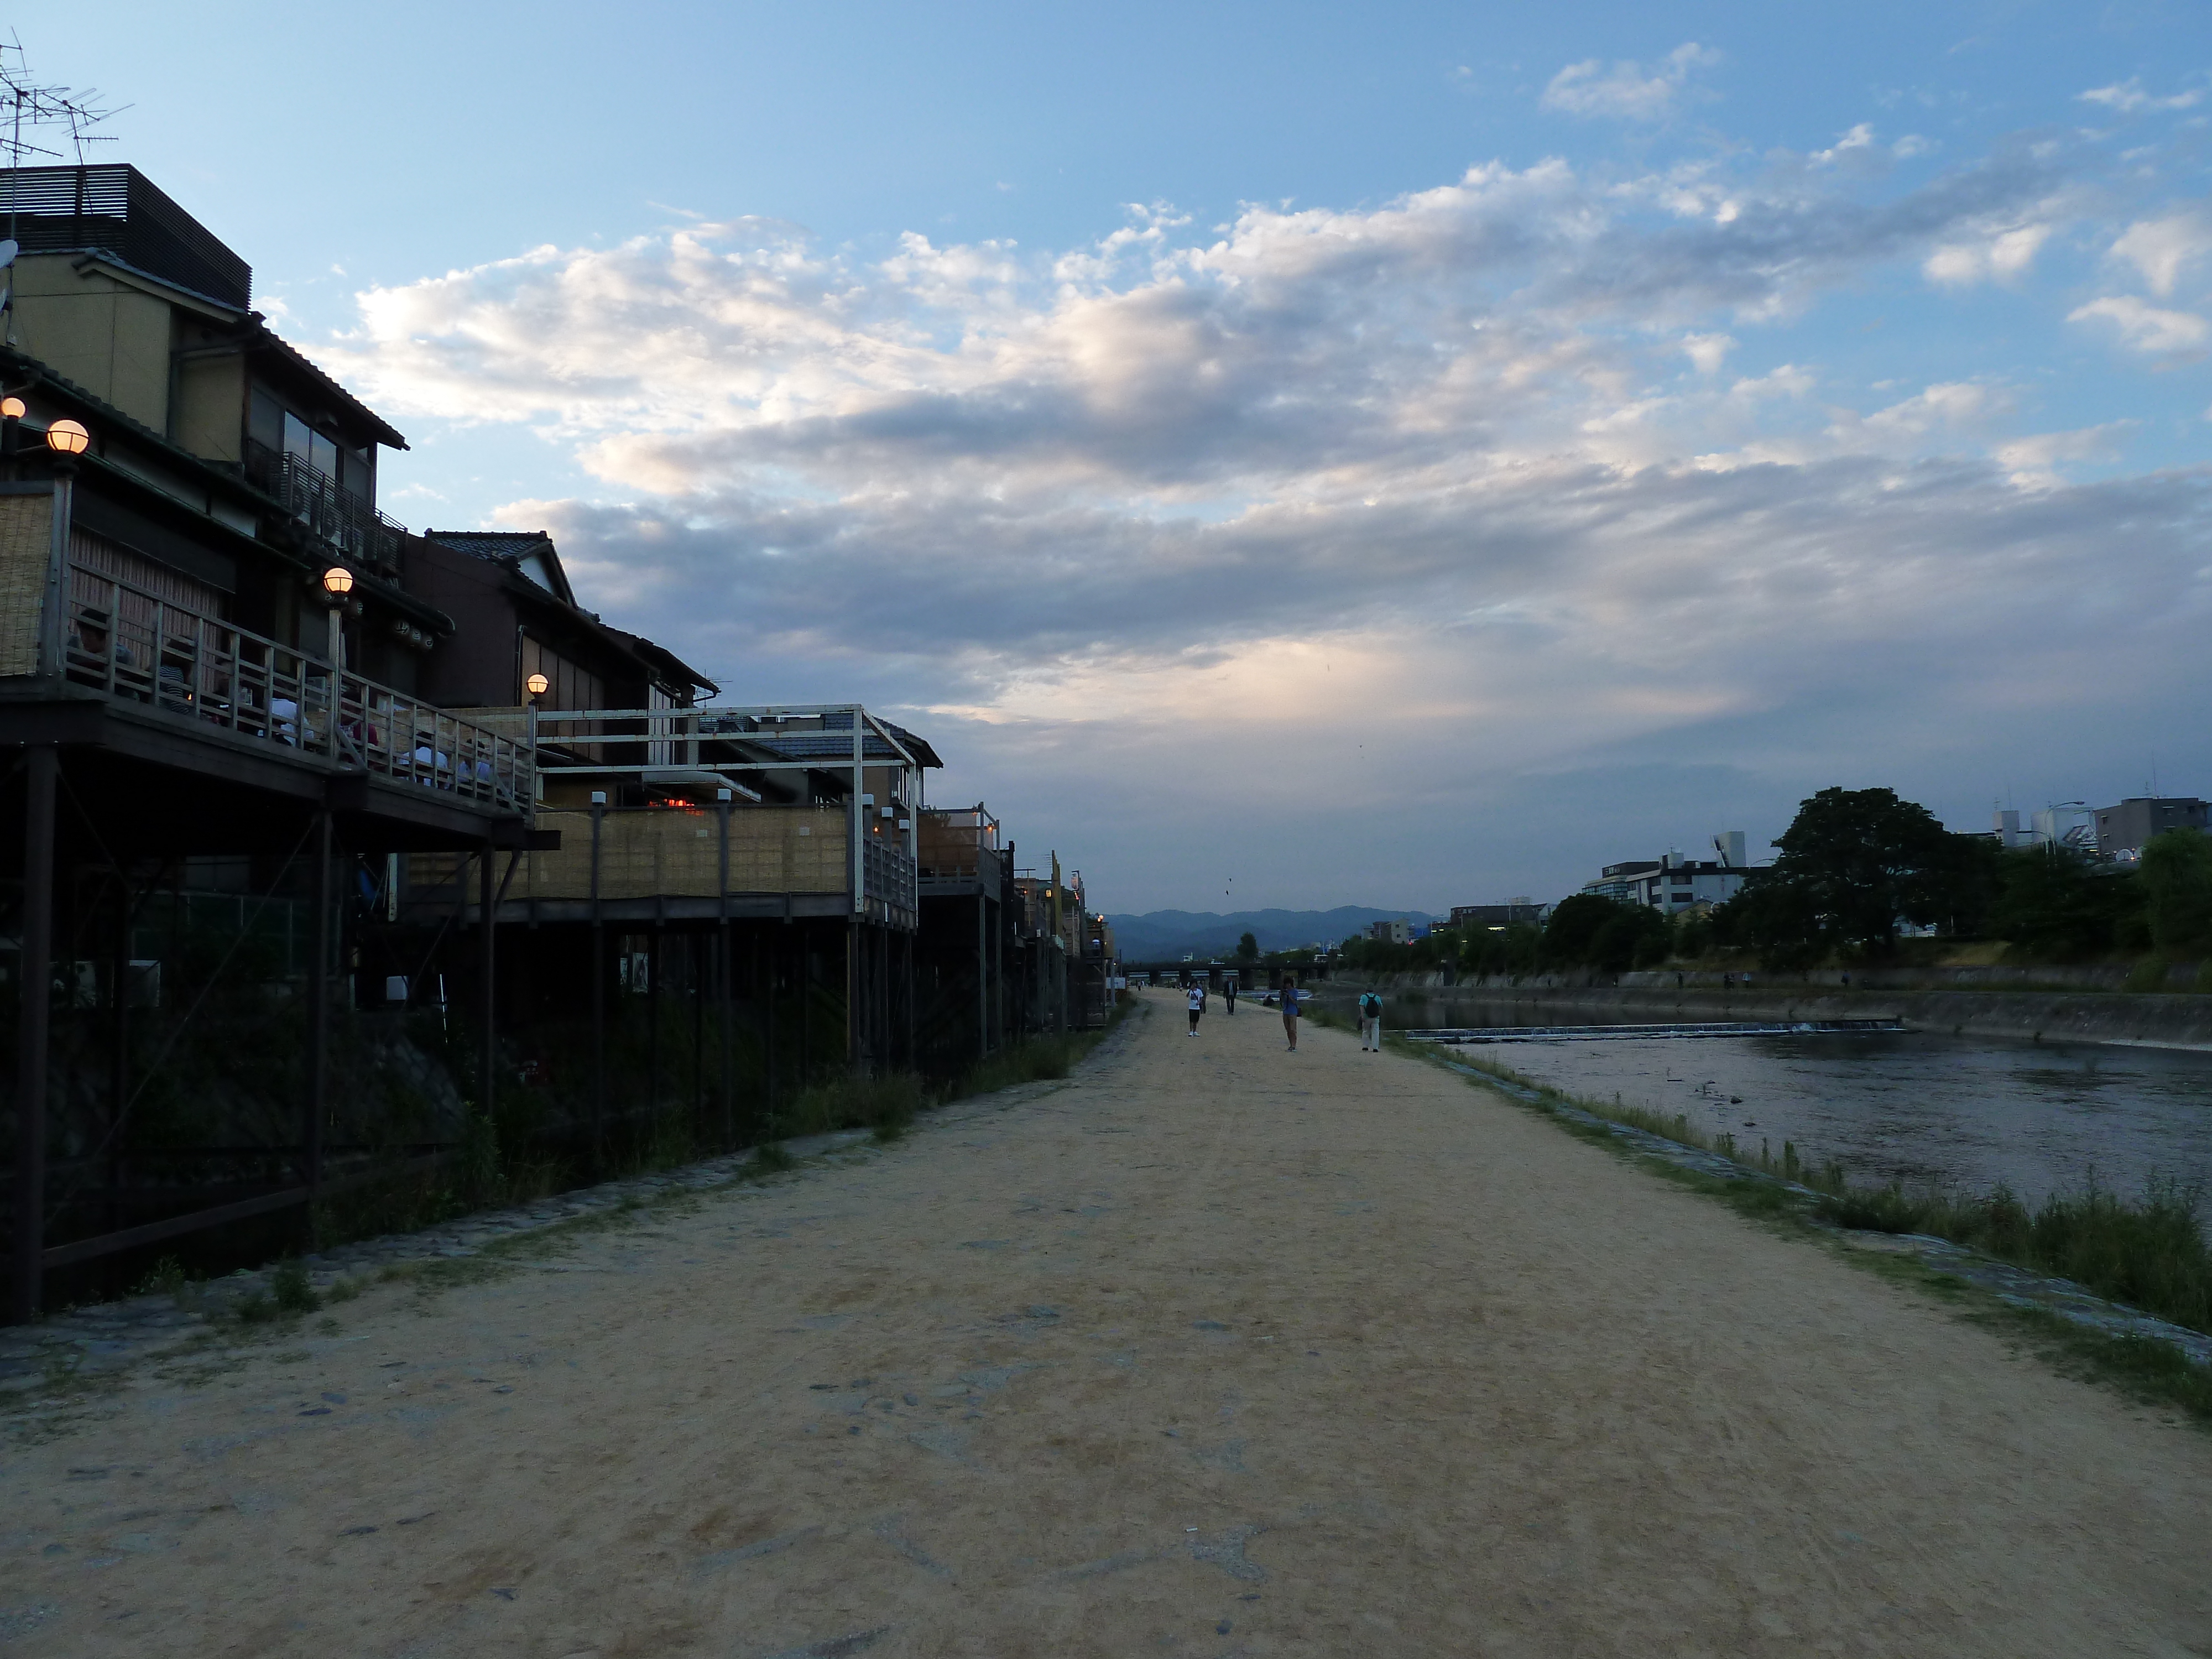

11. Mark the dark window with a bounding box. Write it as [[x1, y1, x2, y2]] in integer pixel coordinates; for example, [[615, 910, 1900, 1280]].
[[282, 410, 340, 481]]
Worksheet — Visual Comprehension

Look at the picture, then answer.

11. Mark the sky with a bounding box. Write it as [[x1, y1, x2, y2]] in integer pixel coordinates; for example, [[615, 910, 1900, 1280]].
[[19, 2, 2212, 915]]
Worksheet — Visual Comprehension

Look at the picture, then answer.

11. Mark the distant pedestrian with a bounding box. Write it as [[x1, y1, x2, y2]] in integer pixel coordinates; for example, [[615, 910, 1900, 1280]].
[[1358, 989, 1384, 1051], [1225, 980, 1238, 1015], [1187, 982, 1204, 1036], [1281, 972, 1301, 1051]]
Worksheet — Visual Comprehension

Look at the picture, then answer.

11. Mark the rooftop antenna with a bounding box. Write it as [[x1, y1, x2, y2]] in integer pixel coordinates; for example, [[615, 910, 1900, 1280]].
[[0, 37, 125, 341]]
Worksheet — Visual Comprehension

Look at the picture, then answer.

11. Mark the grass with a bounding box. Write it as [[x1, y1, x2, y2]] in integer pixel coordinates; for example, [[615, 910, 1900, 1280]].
[[1420, 1039, 2212, 1424]]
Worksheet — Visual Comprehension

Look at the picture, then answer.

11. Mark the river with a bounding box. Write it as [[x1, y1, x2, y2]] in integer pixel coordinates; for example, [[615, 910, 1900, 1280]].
[[1406, 1007, 2212, 1211]]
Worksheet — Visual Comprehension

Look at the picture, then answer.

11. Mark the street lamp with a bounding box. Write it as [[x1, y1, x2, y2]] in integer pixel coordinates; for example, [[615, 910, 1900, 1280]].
[[35, 419, 90, 674], [320, 567, 353, 674], [525, 671, 550, 698]]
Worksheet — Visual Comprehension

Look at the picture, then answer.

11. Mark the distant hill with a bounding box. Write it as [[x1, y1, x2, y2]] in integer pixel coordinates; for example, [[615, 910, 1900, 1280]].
[[1106, 906, 1434, 961]]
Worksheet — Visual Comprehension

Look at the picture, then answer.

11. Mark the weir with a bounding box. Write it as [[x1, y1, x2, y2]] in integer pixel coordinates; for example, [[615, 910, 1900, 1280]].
[[1402, 1019, 1906, 1044]]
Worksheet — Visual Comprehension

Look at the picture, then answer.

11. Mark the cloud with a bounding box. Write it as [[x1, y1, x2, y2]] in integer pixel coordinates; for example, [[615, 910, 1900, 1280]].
[[1923, 220, 2052, 285], [2068, 294, 2210, 354], [1681, 332, 1735, 374], [1541, 43, 1721, 122], [2078, 78, 2204, 114], [2110, 212, 2212, 296], [1991, 422, 2132, 491], [326, 123, 2212, 907]]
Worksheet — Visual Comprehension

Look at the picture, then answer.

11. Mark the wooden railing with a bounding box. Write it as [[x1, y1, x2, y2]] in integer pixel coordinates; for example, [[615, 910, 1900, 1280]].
[[59, 560, 533, 810]]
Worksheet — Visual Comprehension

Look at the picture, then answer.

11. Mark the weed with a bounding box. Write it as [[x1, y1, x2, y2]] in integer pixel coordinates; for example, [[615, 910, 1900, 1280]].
[[2124, 954, 2172, 993], [231, 1290, 279, 1325], [136, 1256, 188, 1300], [270, 1260, 320, 1314], [325, 1276, 363, 1305], [314, 1317, 341, 1336], [749, 1141, 797, 1175]]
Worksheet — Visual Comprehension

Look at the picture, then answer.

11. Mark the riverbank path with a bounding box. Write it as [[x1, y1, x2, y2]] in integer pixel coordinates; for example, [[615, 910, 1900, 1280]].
[[6, 989, 2210, 1655]]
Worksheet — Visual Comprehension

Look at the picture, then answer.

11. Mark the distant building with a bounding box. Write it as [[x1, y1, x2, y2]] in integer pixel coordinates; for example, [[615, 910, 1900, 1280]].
[[2094, 797, 2210, 858], [1450, 900, 1546, 932], [1366, 917, 1414, 945], [1579, 832, 1750, 914], [2033, 804, 2096, 852]]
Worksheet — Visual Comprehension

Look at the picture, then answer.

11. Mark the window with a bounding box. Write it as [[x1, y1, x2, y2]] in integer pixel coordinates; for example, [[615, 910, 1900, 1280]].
[[282, 410, 340, 482]]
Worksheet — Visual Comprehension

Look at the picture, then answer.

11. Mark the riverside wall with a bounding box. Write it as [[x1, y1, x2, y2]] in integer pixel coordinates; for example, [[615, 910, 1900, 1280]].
[[1317, 974, 2212, 1052]]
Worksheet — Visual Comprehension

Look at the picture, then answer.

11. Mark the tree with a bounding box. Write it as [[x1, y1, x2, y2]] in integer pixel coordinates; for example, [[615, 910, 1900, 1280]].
[[2140, 828, 2212, 956], [1986, 846, 2143, 959], [1235, 931, 1260, 962], [1762, 786, 1961, 951], [1537, 895, 1625, 969]]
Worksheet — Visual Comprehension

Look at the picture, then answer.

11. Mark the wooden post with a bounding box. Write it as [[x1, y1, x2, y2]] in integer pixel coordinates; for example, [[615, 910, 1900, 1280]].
[[589, 791, 606, 1170], [305, 807, 332, 1203], [717, 791, 732, 1147], [478, 842, 496, 1125], [8, 747, 58, 1324]]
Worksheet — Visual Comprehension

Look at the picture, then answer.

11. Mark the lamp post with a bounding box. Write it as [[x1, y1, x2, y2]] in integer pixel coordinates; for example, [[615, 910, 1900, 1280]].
[[320, 565, 353, 675], [38, 419, 89, 676]]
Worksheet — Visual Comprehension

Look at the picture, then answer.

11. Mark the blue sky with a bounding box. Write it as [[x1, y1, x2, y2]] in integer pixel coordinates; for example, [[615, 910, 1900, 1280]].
[[23, 3, 2212, 912]]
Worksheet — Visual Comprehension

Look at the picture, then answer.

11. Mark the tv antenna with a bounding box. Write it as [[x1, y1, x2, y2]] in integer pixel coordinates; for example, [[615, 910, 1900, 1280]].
[[0, 38, 124, 342]]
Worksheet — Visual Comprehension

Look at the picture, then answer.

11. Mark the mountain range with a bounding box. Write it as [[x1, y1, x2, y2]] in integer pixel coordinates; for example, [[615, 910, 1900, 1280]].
[[1104, 907, 1434, 961]]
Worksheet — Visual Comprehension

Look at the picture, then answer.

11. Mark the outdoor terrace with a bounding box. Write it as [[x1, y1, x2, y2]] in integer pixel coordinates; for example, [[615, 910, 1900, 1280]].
[[0, 494, 533, 842]]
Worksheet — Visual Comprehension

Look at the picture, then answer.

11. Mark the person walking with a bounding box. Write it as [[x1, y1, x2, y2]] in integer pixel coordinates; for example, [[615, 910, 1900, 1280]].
[[1358, 988, 1384, 1051], [1187, 980, 1204, 1036], [1225, 978, 1238, 1015], [1280, 972, 1301, 1051]]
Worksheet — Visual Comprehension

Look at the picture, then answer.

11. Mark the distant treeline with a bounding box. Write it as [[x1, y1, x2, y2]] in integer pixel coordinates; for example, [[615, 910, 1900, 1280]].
[[1334, 787, 2212, 979]]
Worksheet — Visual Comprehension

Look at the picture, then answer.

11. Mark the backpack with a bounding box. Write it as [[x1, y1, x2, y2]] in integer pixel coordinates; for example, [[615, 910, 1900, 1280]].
[[1360, 993, 1382, 1018]]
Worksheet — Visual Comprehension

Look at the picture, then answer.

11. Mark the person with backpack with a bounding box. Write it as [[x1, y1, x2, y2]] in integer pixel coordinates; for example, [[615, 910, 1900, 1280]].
[[1187, 980, 1204, 1036], [1358, 989, 1384, 1051]]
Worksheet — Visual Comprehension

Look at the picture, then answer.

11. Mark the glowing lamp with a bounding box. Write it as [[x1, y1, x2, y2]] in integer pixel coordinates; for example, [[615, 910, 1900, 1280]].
[[525, 672, 551, 697], [45, 418, 89, 455], [0, 397, 24, 419], [321, 566, 354, 597]]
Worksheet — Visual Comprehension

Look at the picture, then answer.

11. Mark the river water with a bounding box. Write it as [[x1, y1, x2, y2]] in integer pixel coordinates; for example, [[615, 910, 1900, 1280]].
[[1408, 1006, 2212, 1210]]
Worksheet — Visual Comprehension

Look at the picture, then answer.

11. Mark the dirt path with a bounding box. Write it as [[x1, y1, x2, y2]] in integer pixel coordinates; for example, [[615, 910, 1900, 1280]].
[[6, 991, 2210, 1657]]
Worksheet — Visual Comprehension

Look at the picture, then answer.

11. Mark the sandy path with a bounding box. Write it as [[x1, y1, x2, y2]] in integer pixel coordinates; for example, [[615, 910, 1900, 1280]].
[[4, 990, 2210, 1657]]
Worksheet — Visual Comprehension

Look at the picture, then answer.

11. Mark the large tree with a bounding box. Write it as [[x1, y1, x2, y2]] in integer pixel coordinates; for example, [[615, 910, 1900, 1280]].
[[1762, 786, 1963, 950], [2140, 828, 2212, 955]]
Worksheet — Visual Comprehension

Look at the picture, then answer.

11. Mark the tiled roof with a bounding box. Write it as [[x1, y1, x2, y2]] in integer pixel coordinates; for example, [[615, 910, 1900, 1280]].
[[424, 530, 554, 561]]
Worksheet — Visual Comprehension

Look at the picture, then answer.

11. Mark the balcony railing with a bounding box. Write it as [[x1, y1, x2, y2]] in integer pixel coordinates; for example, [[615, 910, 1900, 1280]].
[[60, 560, 532, 811], [243, 440, 406, 572], [863, 831, 917, 915]]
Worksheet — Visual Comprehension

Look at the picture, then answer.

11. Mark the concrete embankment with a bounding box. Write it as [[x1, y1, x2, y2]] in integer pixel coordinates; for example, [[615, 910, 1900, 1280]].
[[1322, 978, 2212, 1051]]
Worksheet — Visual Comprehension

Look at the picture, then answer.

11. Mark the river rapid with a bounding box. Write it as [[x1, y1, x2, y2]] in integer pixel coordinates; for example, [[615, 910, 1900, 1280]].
[[1401, 1001, 2212, 1211]]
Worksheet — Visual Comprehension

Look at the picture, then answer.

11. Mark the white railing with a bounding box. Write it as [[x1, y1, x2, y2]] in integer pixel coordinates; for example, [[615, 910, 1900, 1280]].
[[60, 561, 533, 811]]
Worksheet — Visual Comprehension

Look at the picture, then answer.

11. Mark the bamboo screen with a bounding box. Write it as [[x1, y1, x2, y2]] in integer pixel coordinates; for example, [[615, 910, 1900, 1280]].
[[410, 805, 853, 901], [0, 493, 55, 677]]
